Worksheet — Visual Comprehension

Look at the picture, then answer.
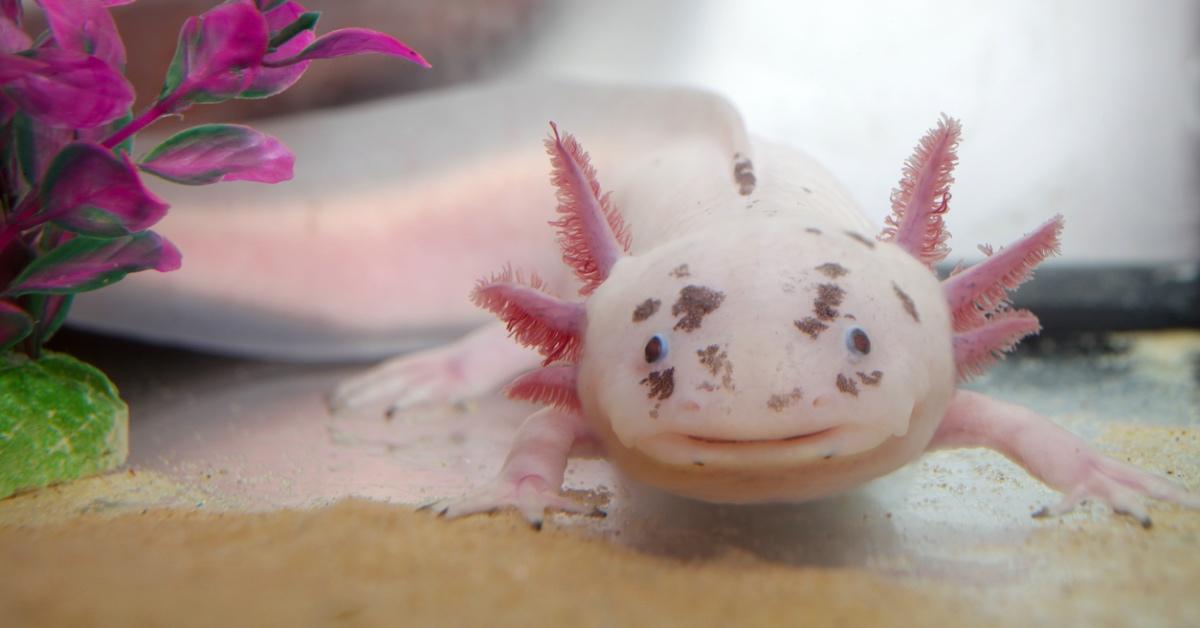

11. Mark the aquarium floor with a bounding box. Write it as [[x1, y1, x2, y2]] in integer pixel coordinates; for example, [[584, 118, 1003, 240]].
[[1, 330, 1197, 627]]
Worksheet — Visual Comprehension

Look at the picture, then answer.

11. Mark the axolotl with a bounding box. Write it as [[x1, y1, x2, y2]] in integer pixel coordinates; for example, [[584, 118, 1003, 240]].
[[330, 103, 1199, 529]]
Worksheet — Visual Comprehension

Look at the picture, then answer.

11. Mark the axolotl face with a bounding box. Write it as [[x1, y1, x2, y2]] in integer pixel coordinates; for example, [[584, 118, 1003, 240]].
[[576, 219, 956, 503]]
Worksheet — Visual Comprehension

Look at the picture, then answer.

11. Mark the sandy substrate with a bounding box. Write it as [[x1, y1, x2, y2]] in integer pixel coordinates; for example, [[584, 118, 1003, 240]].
[[1, 457, 1198, 628]]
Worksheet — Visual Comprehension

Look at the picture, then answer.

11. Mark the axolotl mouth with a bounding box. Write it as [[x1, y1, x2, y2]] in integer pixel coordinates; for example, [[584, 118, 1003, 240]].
[[629, 399, 920, 469], [632, 424, 899, 469]]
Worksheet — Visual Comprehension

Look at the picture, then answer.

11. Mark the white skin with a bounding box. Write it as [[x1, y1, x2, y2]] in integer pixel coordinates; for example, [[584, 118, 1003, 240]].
[[338, 115, 1199, 529]]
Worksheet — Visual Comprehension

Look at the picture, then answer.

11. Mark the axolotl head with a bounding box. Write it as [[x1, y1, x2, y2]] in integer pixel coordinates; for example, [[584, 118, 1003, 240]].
[[476, 120, 1063, 503], [575, 220, 954, 502]]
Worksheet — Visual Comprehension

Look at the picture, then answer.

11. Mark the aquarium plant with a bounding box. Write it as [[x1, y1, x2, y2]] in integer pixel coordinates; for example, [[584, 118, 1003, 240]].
[[0, 0, 427, 498]]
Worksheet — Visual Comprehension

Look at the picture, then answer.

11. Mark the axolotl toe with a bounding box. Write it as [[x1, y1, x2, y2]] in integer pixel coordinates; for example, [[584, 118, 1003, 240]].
[[396, 115, 1198, 529]]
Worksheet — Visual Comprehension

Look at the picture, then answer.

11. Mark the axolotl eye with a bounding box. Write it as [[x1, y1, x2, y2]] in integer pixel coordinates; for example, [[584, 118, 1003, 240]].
[[845, 326, 871, 357], [644, 334, 668, 363]]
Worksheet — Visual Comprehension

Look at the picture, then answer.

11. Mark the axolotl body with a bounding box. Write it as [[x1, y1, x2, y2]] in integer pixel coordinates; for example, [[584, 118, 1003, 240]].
[[333, 103, 1198, 527]]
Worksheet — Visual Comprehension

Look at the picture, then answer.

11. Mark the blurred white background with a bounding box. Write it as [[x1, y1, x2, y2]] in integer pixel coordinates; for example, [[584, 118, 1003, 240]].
[[507, 0, 1199, 264]]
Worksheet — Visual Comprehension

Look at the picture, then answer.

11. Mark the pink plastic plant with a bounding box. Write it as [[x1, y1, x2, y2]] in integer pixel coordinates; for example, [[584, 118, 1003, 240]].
[[0, 0, 428, 357]]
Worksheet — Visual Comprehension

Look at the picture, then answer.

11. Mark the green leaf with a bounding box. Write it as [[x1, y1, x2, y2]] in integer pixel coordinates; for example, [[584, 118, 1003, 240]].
[[0, 300, 32, 351], [268, 11, 319, 51], [0, 351, 128, 499]]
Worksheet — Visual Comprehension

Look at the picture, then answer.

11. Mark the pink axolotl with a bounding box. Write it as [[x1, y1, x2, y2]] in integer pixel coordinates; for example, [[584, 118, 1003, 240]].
[[334, 107, 1198, 529]]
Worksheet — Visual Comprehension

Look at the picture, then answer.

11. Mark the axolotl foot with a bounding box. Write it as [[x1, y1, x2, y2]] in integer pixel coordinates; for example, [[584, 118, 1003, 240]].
[[422, 477, 604, 530], [932, 391, 1200, 528], [418, 407, 601, 530], [1028, 454, 1200, 529], [330, 323, 540, 417]]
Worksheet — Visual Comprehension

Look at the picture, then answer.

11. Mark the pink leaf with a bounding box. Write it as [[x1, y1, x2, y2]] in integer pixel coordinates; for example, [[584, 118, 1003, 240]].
[[0, 93, 13, 125], [1, 0, 22, 25], [162, 0, 268, 105], [0, 300, 33, 351], [139, 124, 294, 185], [241, 1, 313, 99], [263, 27, 429, 68], [35, 142, 169, 236], [1, 48, 133, 128], [36, 0, 126, 70], [6, 231, 180, 296], [0, 15, 31, 54]]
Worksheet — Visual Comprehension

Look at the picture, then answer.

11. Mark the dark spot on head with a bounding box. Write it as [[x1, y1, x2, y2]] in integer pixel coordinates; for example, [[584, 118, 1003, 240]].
[[766, 387, 803, 412], [794, 317, 828, 339], [816, 262, 849, 278], [814, 283, 846, 321], [733, 154, 756, 196], [640, 368, 675, 401], [672, 285, 725, 332], [843, 314, 857, 321], [631, 299, 662, 324], [802, 186, 813, 194], [632, 298, 660, 322], [693, 460, 705, 467], [696, 344, 734, 390], [844, 231, 876, 249], [669, 264, 691, 279], [836, 373, 859, 396], [892, 282, 920, 322], [806, 227, 822, 235], [857, 370, 883, 386]]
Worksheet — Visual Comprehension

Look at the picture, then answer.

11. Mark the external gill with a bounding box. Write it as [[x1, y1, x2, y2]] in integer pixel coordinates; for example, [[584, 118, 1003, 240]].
[[882, 117, 1064, 382], [474, 123, 634, 410]]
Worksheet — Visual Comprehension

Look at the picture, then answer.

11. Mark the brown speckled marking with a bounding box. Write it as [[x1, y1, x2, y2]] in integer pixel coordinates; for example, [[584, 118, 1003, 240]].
[[640, 368, 675, 401], [632, 298, 660, 322], [892, 282, 920, 322], [816, 262, 849, 278], [697, 381, 718, 392], [649, 402, 661, 419], [857, 370, 883, 386], [697, 344, 734, 390], [672, 285, 725, 332], [805, 227, 822, 235], [836, 373, 859, 396], [733, 154, 757, 196], [766, 387, 803, 412], [794, 317, 828, 339], [814, 283, 846, 321], [669, 263, 690, 279], [844, 231, 876, 249]]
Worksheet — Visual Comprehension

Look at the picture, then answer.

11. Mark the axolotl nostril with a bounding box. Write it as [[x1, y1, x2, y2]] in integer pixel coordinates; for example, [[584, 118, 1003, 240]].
[[342, 113, 1199, 529]]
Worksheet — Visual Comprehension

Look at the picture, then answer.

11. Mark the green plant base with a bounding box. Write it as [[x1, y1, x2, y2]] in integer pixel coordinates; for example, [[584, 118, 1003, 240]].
[[0, 351, 128, 499]]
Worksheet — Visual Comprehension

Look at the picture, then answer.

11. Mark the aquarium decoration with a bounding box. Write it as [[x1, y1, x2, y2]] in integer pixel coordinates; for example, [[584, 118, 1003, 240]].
[[0, 0, 427, 498]]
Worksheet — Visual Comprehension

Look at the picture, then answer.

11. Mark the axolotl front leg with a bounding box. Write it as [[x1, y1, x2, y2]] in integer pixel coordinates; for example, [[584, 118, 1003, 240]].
[[932, 391, 1200, 527]]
